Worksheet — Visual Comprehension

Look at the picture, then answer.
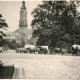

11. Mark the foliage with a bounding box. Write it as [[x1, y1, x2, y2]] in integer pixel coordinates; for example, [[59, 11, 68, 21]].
[[0, 14, 8, 46], [7, 39, 16, 49], [0, 14, 8, 28], [31, 1, 80, 48]]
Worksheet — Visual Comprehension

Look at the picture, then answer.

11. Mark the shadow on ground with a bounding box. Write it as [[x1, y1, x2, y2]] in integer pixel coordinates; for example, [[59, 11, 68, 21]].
[[0, 65, 15, 79]]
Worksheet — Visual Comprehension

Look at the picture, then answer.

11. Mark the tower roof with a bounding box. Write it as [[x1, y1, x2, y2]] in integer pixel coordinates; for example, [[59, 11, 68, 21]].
[[21, 1, 26, 9]]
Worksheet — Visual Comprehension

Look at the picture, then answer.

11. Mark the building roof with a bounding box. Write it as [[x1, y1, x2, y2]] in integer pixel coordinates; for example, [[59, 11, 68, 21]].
[[13, 28, 33, 42], [13, 28, 33, 34]]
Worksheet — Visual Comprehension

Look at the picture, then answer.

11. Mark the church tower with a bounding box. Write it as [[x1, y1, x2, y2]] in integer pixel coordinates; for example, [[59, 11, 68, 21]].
[[19, 1, 27, 28], [19, 1, 27, 44]]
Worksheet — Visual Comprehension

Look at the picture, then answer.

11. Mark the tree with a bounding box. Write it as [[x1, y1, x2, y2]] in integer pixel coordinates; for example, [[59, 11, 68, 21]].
[[0, 14, 8, 46], [31, 1, 80, 48], [0, 14, 8, 28]]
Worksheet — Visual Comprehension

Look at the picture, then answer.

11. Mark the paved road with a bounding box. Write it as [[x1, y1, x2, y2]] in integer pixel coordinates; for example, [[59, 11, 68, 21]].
[[0, 50, 80, 80]]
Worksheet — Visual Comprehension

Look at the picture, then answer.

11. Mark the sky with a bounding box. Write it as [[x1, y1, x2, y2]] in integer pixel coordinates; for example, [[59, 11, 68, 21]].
[[0, 1, 42, 32], [0, 1, 80, 32]]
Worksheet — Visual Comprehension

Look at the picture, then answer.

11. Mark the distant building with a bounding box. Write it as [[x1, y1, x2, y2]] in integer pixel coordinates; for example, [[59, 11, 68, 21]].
[[14, 1, 32, 44], [3, 32, 16, 41], [14, 28, 32, 44], [19, 1, 27, 43], [0, 28, 15, 41]]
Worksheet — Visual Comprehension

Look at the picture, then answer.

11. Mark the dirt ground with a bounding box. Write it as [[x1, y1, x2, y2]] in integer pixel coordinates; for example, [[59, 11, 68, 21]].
[[0, 50, 80, 80]]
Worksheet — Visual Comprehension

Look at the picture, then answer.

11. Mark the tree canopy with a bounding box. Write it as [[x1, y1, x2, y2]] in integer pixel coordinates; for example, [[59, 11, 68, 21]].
[[31, 1, 80, 48], [0, 14, 8, 46], [0, 14, 8, 28]]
